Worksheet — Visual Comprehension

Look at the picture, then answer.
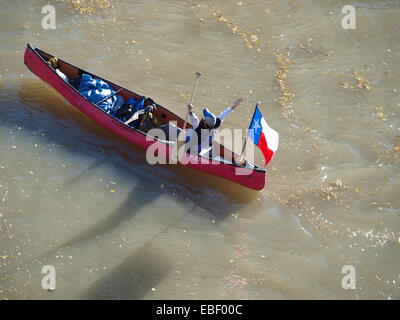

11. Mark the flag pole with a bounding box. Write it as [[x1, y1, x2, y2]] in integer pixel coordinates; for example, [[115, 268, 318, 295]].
[[238, 136, 248, 161], [236, 101, 260, 164]]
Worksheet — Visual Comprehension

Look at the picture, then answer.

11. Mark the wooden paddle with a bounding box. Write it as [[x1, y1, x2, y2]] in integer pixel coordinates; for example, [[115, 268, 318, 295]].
[[175, 72, 202, 161], [182, 72, 202, 131]]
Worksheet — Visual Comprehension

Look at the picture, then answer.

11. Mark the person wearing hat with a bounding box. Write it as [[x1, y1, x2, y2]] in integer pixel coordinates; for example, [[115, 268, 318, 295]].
[[186, 97, 244, 156]]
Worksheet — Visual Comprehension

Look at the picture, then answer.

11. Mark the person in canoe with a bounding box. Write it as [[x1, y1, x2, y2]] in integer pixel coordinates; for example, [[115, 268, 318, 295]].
[[185, 97, 244, 156]]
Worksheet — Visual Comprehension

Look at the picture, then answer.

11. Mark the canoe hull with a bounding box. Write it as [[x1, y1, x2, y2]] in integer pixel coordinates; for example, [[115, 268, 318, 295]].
[[24, 44, 266, 190]]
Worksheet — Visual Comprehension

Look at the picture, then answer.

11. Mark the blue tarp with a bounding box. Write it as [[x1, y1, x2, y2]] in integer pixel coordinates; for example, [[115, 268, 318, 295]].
[[126, 96, 145, 113], [78, 74, 117, 113]]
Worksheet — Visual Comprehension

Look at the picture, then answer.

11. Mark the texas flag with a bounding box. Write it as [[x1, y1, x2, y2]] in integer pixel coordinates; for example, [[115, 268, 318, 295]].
[[248, 103, 279, 166]]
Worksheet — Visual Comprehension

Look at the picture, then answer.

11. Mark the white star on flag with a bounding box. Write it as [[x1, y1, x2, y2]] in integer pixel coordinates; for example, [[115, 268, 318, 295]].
[[252, 118, 261, 131]]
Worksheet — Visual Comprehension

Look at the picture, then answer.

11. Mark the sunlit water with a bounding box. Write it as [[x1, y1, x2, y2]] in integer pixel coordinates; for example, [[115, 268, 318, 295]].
[[0, 0, 399, 299]]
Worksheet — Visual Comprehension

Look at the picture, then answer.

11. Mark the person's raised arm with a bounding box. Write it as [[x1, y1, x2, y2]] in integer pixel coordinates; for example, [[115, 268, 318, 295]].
[[217, 97, 244, 122]]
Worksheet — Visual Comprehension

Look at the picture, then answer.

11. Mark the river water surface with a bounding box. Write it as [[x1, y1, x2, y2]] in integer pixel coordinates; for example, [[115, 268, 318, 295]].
[[0, 0, 399, 299]]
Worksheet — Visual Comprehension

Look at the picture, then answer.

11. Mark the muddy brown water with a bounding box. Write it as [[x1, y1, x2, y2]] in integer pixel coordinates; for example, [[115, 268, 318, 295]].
[[0, 0, 399, 299]]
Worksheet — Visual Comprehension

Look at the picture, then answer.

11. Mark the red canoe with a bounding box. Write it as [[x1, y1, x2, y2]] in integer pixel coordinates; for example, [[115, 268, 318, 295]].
[[24, 44, 266, 190]]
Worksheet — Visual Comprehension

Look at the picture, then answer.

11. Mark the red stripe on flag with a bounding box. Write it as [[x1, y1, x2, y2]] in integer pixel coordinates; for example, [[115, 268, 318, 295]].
[[258, 132, 274, 166]]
